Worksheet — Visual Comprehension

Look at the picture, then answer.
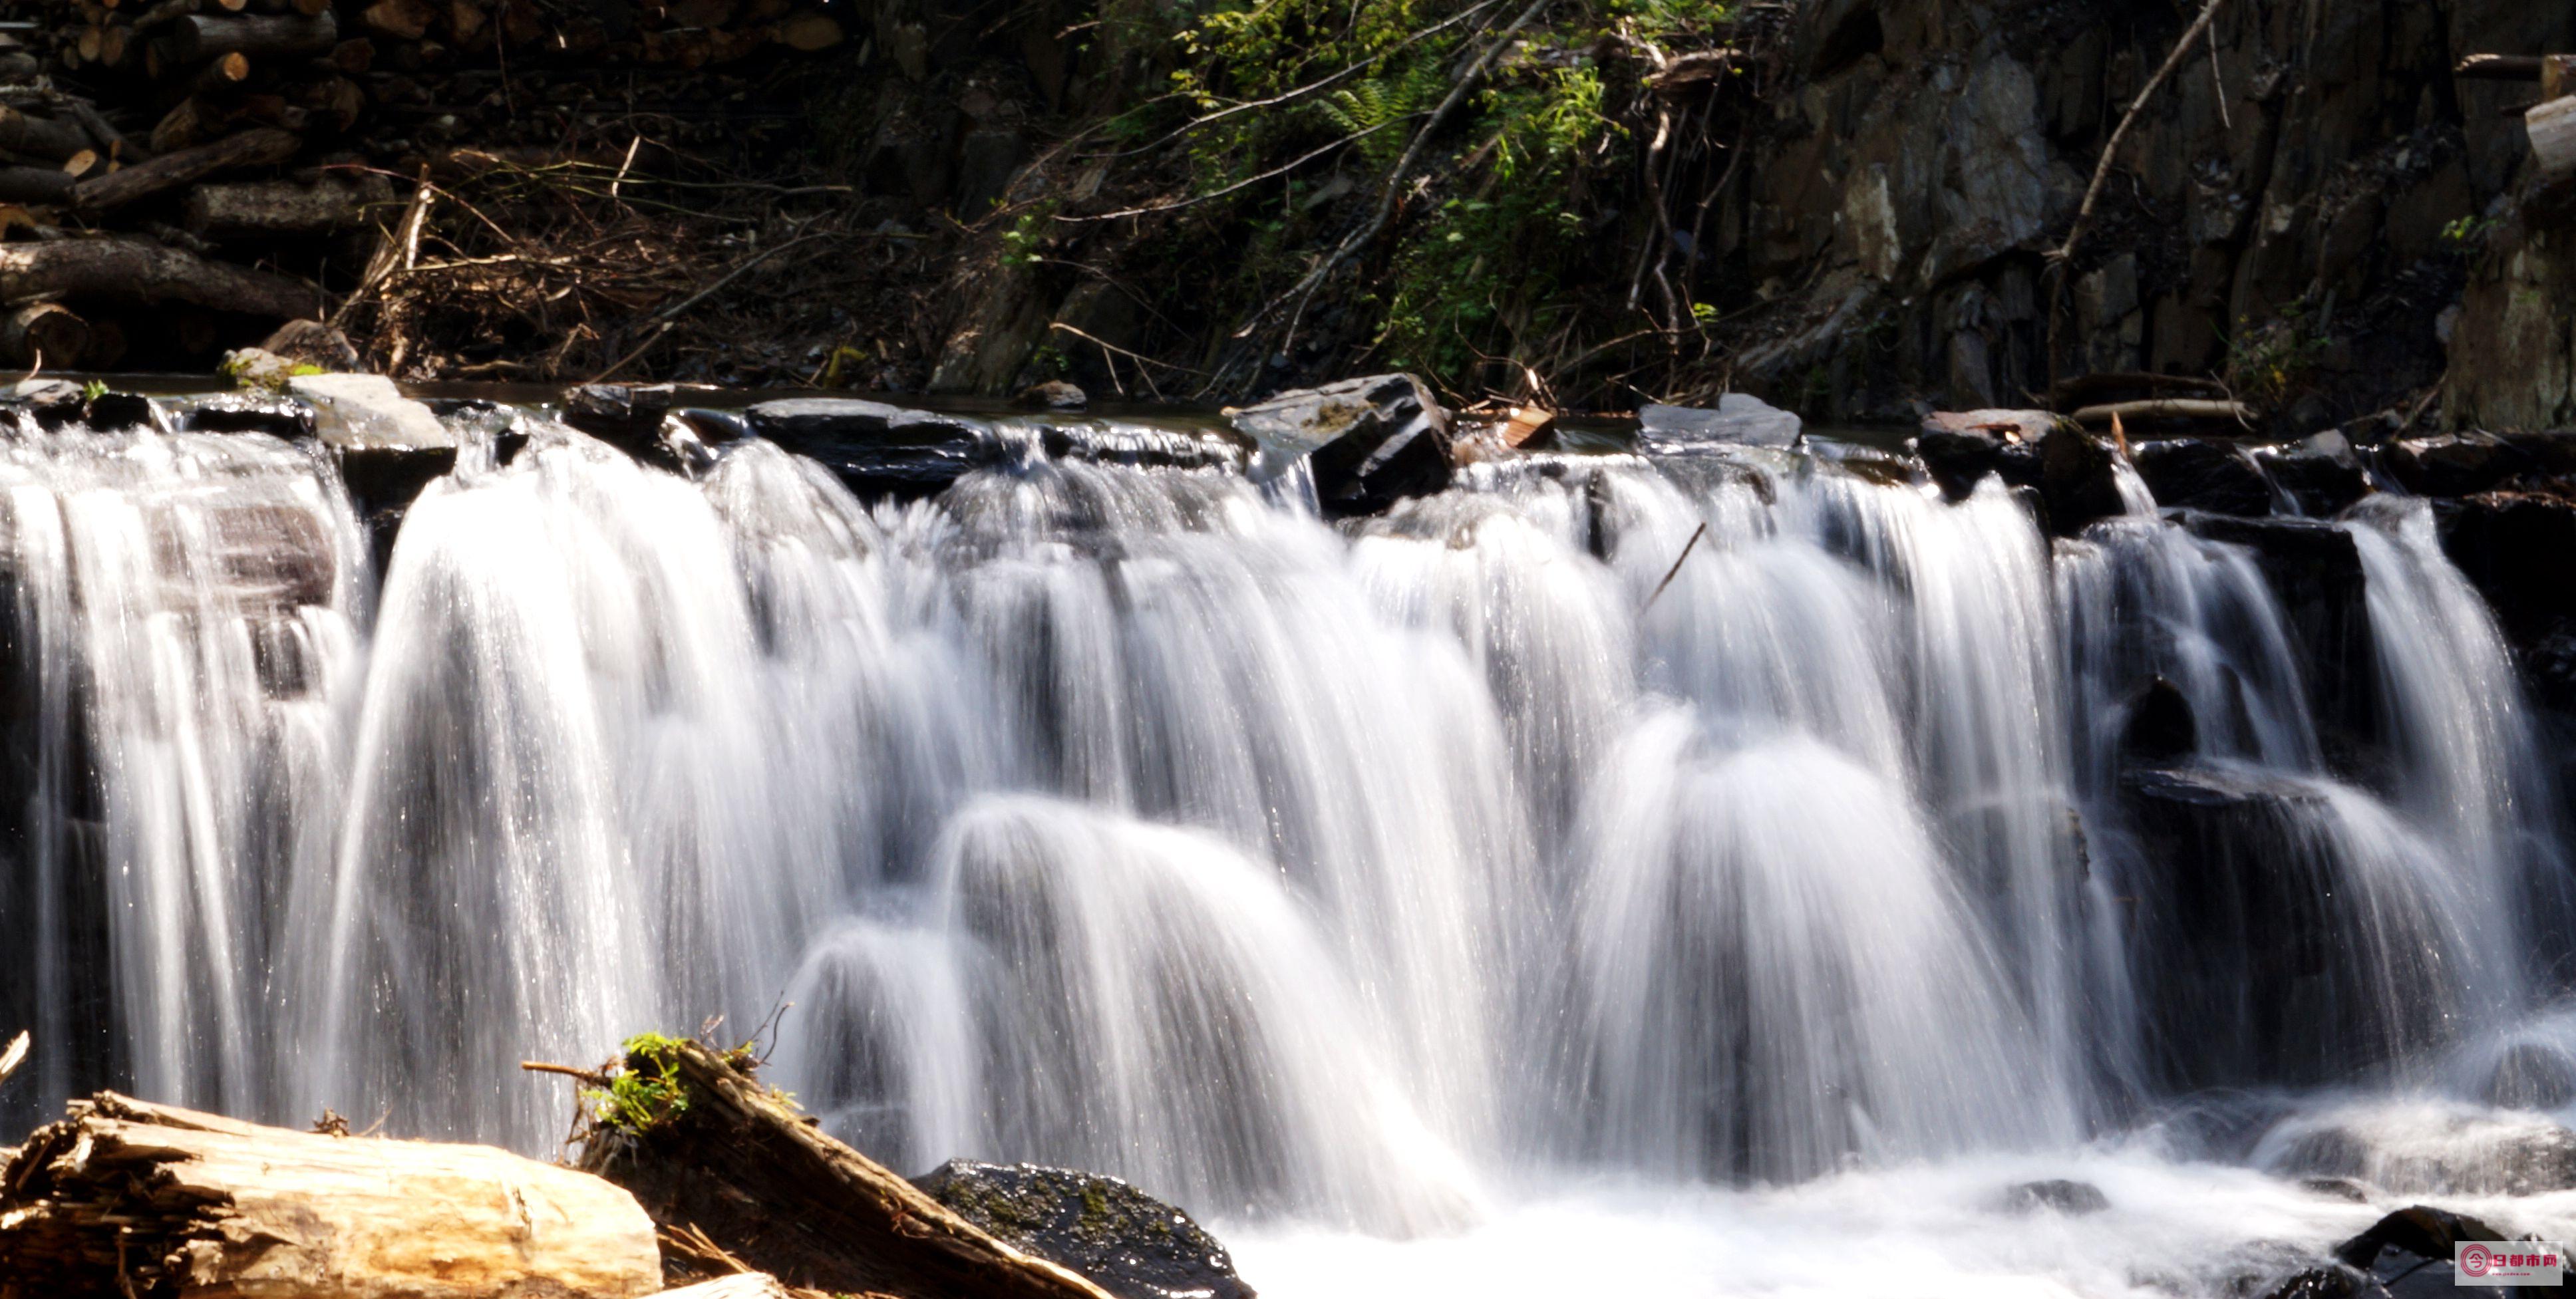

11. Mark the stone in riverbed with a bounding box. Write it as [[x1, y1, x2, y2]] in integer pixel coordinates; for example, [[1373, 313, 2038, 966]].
[[743, 397, 1001, 501], [1016, 379, 1088, 410], [2255, 431, 2370, 517], [287, 372, 452, 449], [2000, 1179, 2109, 1215], [1226, 373, 1452, 519], [2134, 438, 2272, 517], [2383, 433, 2528, 499], [911, 1160, 1255, 1299], [1914, 409, 2054, 500], [2038, 424, 2128, 536], [1639, 392, 1802, 450]]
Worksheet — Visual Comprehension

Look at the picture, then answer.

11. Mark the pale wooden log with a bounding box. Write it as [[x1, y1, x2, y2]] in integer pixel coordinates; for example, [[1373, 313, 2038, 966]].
[[0, 1031, 25, 1085], [2071, 398, 2256, 426], [0, 1092, 665, 1299], [155, 8, 335, 61], [0, 235, 325, 318], [575, 1040, 1118, 1299], [0, 302, 94, 368], [70, 126, 298, 211], [2529, 95, 2576, 180], [185, 172, 390, 235]]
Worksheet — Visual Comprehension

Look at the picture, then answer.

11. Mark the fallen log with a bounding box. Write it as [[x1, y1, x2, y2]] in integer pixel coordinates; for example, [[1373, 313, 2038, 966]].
[[186, 172, 391, 234], [0, 164, 76, 205], [0, 235, 325, 318], [70, 126, 299, 211], [0, 106, 96, 161], [1, 301, 94, 368], [570, 1038, 1118, 1299], [0, 1091, 665, 1298], [154, 9, 337, 61], [2070, 398, 2255, 427]]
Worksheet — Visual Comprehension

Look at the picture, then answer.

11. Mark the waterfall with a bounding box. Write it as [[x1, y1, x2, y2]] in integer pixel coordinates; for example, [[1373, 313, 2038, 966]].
[[5, 402, 2575, 1285]]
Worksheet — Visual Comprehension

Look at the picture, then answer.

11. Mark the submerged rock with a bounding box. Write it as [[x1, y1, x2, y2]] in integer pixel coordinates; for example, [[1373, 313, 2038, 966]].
[[2256, 432, 2370, 517], [2334, 1205, 2507, 1271], [744, 397, 1001, 500], [2483, 1042, 2576, 1111], [911, 1160, 1256, 1299], [562, 383, 705, 475], [1226, 373, 1452, 518], [2181, 513, 2376, 763], [2384, 434, 2526, 499], [2119, 676, 2197, 764], [2134, 438, 2271, 517], [1639, 393, 1801, 450], [2001, 1179, 2109, 1215], [182, 392, 315, 441]]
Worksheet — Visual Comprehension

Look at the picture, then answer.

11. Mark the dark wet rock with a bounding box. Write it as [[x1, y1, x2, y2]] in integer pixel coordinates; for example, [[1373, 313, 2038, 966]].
[[1015, 379, 1088, 410], [744, 398, 1001, 502], [560, 383, 707, 475], [2438, 492, 2576, 641], [2257, 1265, 2384, 1299], [2119, 676, 2197, 764], [1915, 410, 2051, 500], [2038, 426, 2129, 536], [79, 390, 157, 433], [2120, 765, 2366, 1088], [1227, 374, 1452, 519], [2001, 1179, 2109, 1215], [1638, 393, 1802, 450], [2180, 513, 2376, 769], [2334, 1205, 2508, 1272], [1034, 418, 1248, 474], [333, 444, 460, 572], [2257, 432, 2370, 518], [2486, 1042, 2576, 1111], [2134, 438, 2271, 517], [2299, 1176, 2373, 1203], [911, 1160, 1255, 1299], [2384, 433, 2529, 499], [181, 392, 316, 441], [673, 408, 752, 447]]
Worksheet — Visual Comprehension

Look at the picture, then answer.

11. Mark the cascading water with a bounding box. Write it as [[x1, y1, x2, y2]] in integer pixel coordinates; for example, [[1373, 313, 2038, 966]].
[[6, 397, 2576, 1296]]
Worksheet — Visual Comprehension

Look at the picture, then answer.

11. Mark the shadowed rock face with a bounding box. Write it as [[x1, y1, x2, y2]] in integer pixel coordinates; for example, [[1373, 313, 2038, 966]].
[[913, 1161, 1257, 1299], [1227, 373, 1452, 519]]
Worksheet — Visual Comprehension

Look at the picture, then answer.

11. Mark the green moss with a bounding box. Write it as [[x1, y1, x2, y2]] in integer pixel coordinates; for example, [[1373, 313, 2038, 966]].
[[582, 1032, 696, 1134]]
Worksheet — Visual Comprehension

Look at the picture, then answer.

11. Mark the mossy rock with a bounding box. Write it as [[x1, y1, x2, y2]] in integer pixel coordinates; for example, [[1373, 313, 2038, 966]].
[[911, 1160, 1255, 1299]]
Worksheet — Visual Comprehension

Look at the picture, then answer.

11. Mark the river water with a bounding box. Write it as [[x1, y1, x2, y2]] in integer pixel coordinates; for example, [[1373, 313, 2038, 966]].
[[1, 402, 2571, 1296]]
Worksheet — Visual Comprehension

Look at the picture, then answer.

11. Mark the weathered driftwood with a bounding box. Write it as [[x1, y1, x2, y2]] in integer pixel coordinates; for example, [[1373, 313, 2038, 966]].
[[0, 1091, 665, 1299], [71, 127, 299, 212], [185, 174, 392, 236], [2071, 398, 2256, 427], [2529, 96, 2576, 180], [571, 1041, 1117, 1299], [0, 236, 325, 319]]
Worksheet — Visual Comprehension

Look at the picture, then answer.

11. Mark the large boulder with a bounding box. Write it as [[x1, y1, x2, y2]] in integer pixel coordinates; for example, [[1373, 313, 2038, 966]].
[[2181, 513, 2377, 766], [1639, 393, 1803, 450], [2384, 433, 2529, 498], [2134, 438, 2272, 516], [911, 1161, 1255, 1299], [1225, 373, 1452, 518], [743, 398, 1002, 501], [2255, 431, 2370, 517], [1914, 410, 2053, 500], [2038, 425, 2130, 535]]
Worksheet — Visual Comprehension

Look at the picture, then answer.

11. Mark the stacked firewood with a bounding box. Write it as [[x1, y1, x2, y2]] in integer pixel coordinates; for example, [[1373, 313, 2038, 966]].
[[0, 0, 848, 372]]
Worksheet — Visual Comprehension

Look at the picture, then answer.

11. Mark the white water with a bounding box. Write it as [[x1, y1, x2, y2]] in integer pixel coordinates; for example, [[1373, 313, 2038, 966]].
[[5, 405, 2575, 1296]]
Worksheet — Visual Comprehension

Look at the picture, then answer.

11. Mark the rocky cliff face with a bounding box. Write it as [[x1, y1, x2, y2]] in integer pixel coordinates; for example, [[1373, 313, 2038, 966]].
[[1708, 0, 2573, 428]]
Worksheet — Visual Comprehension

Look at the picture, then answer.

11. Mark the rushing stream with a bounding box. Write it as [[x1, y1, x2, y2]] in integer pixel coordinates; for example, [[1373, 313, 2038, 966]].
[[3, 402, 2574, 1296]]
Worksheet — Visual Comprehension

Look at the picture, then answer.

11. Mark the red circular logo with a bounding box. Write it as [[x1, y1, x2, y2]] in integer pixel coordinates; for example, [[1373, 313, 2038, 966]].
[[2461, 1244, 2494, 1277]]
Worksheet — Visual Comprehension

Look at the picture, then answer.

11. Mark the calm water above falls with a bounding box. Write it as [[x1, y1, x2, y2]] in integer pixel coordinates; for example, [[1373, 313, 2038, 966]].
[[4, 411, 2575, 1296]]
